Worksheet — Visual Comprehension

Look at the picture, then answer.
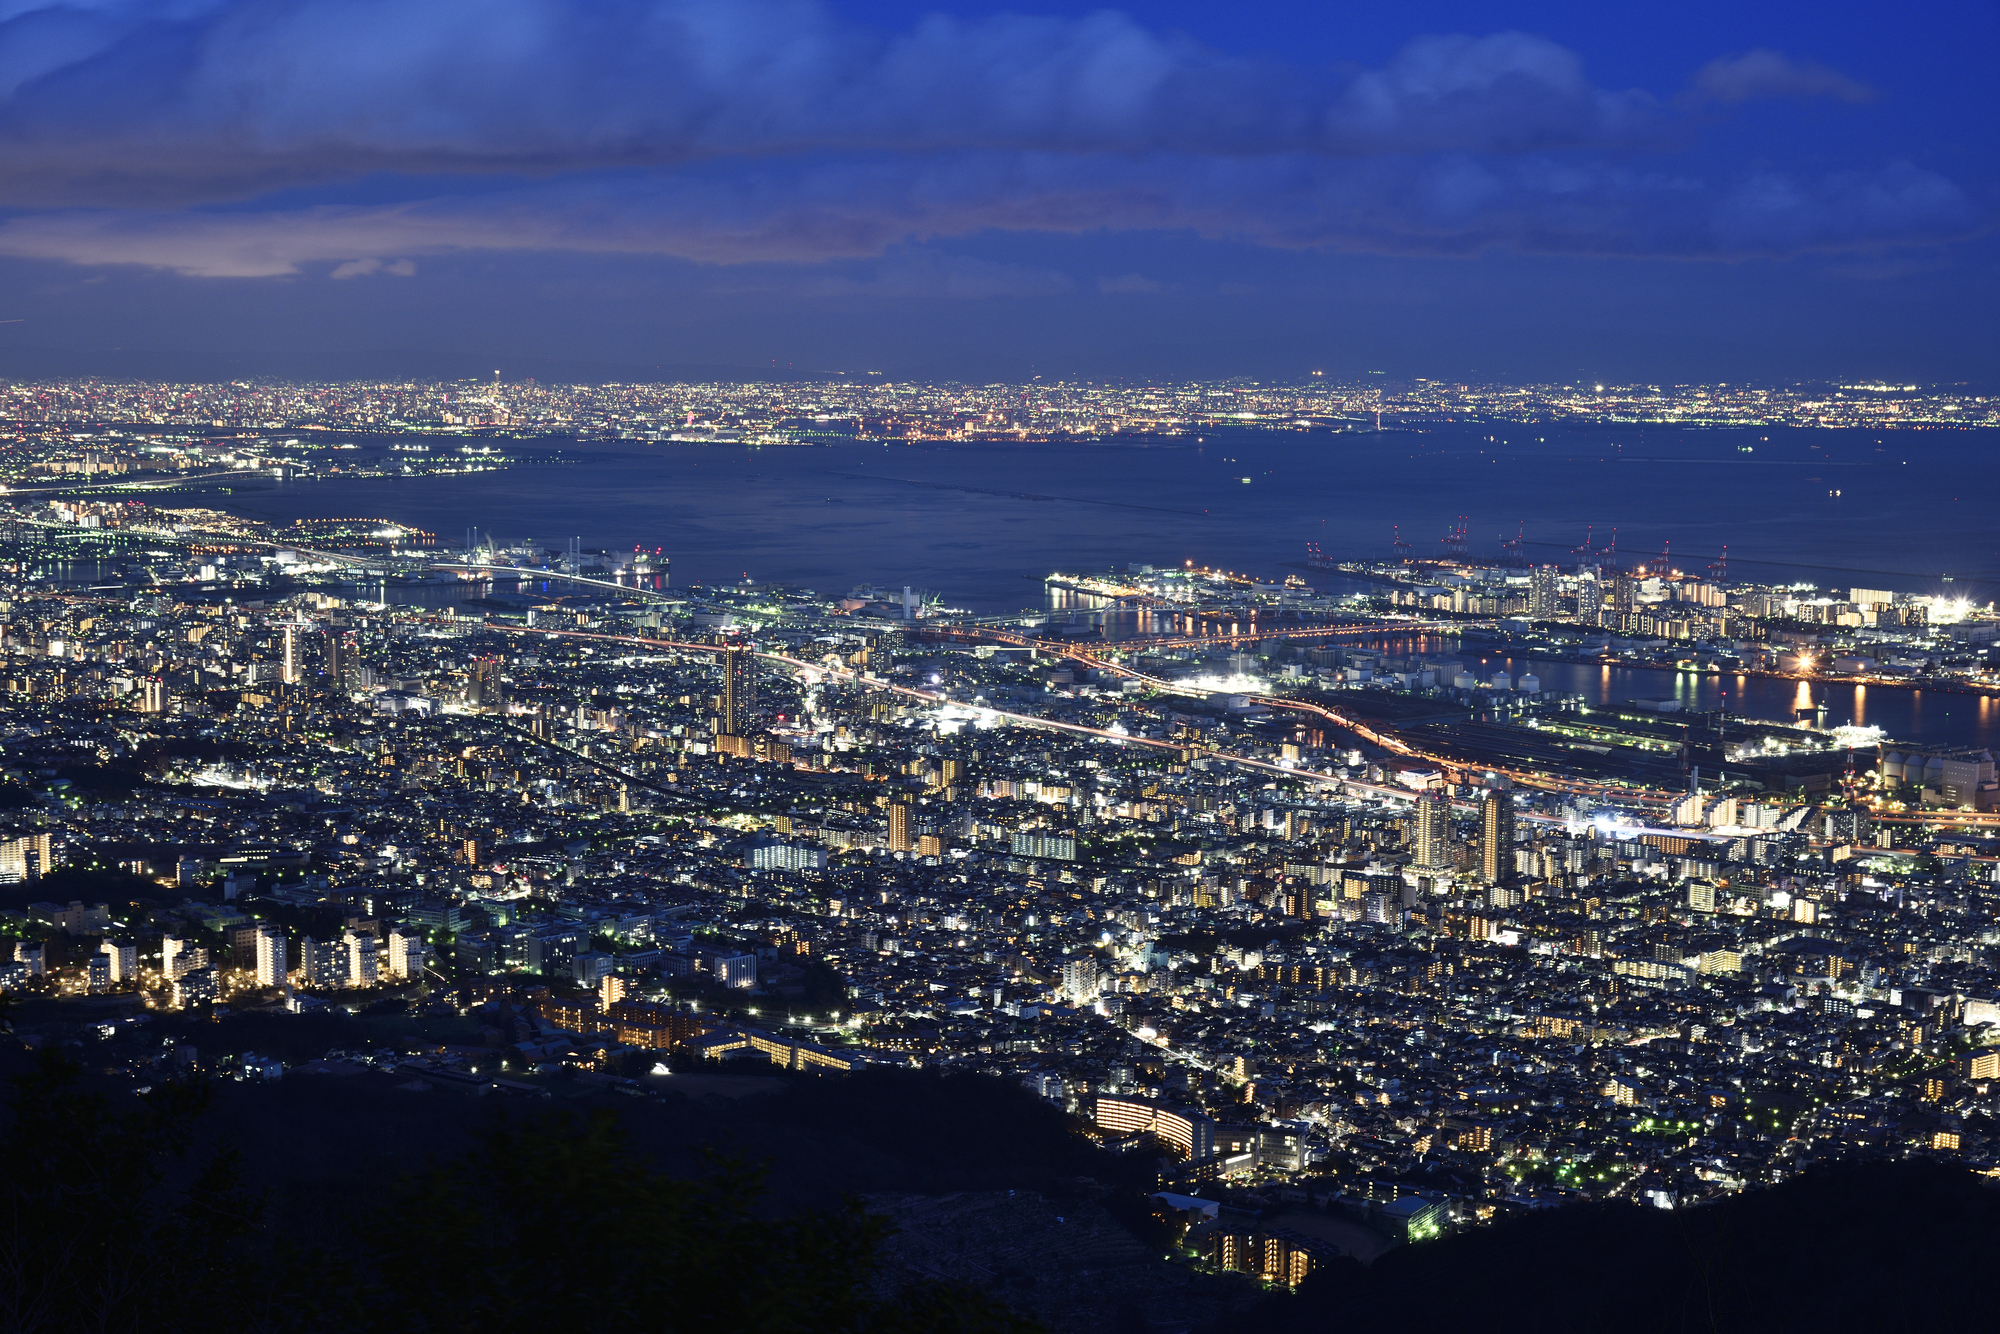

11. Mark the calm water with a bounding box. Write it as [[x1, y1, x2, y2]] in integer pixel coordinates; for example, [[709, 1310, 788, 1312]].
[[197, 423, 1999, 610], [1345, 632, 2000, 751], [1470, 651, 2000, 752], [170, 421, 1998, 746]]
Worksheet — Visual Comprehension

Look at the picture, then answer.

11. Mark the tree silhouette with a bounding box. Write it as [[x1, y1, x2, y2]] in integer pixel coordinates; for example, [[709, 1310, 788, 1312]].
[[0, 1049, 263, 1333], [313, 1108, 1042, 1334]]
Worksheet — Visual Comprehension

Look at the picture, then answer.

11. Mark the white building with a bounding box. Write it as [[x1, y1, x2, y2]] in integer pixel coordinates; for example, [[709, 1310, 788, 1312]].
[[254, 926, 287, 988], [713, 953, 757, 989], [344, 930, 379, 987], [749, 842, 828, 872], [100, 939, 137, 984], [385, 929, 426, 980]]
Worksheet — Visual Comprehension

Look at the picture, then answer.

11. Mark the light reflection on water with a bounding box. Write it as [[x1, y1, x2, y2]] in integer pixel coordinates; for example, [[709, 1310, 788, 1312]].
[[1355, 634, 1997, 750]]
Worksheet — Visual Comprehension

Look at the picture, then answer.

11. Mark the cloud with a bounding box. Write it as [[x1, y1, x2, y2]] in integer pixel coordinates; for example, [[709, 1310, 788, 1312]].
[[0, 3, 1968, 280], [1690, 50, 1875, 105], [1098, 273, 1163, 295], [0, 2, 1663, 204], [0, 152, 1974, 278], [329, 256, 415, 279]]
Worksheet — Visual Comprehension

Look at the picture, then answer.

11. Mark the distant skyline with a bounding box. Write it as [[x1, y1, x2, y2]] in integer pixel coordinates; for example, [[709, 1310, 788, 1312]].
[[0, 0, 1992, 383]]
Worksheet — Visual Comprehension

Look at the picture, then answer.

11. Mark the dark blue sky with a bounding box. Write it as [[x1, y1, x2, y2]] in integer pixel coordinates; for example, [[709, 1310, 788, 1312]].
[[0, 0, 1990, 382]]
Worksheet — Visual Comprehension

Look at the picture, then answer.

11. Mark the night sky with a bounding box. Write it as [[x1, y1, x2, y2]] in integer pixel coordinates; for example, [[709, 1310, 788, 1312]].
[[0, 0, 1991, 383]]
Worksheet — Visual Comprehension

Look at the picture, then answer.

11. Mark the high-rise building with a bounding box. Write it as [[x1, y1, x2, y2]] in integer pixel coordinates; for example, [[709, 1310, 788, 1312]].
[[467, 656, 505, 712], [1414, 792, 1451, 872], [171, 967, 216, 1010], [0, 833, 50, 883], [100, 939, 137, 984], [166, 941, 207, 978], [385, 928, 425, 980], [720, 644, 756, 735], [303, 937, 345, 990], [887, 802, 912, 853], [1062, 958, 1103, 1004], [139, 678, 170, 714], [321, 629, 347, 689], [254, 925, 287, 988], [1480, 791, 1516, 884], [1609, 573, 1636, 616], [344, 930, 379, 987], [1528, 566, 1560, 620]]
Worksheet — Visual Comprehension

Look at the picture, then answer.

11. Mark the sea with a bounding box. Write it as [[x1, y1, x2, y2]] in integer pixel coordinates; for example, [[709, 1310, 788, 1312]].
[[135, 419, 2000, 750]]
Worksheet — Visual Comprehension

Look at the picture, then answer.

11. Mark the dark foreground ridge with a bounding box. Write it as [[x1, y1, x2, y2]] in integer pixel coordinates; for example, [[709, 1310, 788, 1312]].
[[0, 1047, 1194, 1333], [1227, 1157, 2000, 1334], [8, 1036, 1998, 1334]]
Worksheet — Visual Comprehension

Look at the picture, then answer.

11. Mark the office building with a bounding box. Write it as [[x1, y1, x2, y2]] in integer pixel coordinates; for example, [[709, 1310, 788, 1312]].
[[526, 925, 590, 978], [713, 953, 757, 989], [571, 950, 615, 987]]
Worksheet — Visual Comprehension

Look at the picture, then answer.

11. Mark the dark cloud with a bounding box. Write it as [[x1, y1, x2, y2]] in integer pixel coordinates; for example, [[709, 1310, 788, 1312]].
[[0, 2, 1969, 280], [0, 1, 1657, 203], [0, 152, 1974, 275]]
